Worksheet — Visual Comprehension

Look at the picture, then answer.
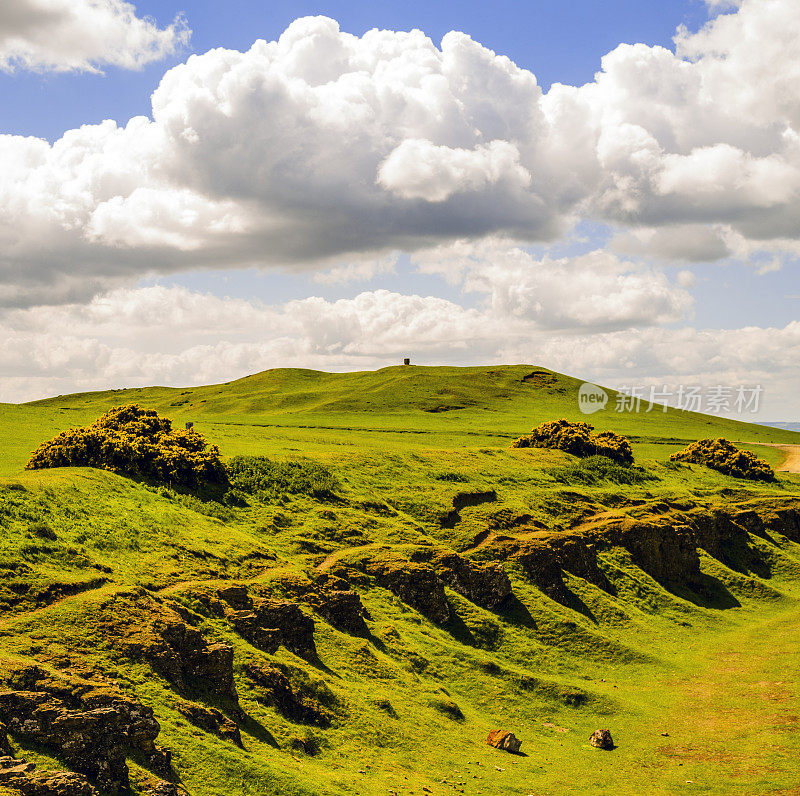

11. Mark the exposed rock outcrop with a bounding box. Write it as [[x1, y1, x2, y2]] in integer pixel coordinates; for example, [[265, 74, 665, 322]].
[[614, 517, 700, 584], [99, 591, 237, 702], [0, 756, 97, 796], [422, 550, 512, 609], [215, 588, 317, 660], [363, 555, 451, 623], [764, 506, 800, 541], [486, 500, 800, 606], [0, 667, 169, 794], [308, 588, 369, 634], [245, 663, 331, 726]]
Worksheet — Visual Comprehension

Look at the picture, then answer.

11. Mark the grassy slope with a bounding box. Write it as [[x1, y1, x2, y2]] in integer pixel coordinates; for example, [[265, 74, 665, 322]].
[[1, 365, 800, 795]]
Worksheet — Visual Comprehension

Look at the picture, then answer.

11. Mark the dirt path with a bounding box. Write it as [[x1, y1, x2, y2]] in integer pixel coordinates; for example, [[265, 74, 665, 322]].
[[761, 443, 800, 472]]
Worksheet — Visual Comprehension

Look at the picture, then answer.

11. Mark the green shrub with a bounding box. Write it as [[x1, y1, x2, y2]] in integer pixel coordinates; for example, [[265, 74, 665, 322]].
[[25, 405, 227, 489], [670, 438, 774, 482], [550, 456, 655, 486], [513, 419, 634, 465], [226, 456, 339, 499]]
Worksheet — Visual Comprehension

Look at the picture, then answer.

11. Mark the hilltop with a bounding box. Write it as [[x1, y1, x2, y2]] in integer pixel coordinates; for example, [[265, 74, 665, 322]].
[[0, 365, 799, 795], [14, 365, 799, 475]]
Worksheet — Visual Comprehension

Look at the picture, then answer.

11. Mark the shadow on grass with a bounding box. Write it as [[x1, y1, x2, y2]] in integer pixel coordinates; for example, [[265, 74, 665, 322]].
[[494, 595, 538, 630], [668, 573, 741, 610], [193, 691, 279, 749]]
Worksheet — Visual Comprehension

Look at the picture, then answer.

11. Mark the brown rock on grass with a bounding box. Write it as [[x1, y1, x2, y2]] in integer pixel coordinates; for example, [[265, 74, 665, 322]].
[[0, 756, 98, 795], [0, 665, 172, 794], [589, 728, 614, 749], [486, 729, 521, 753]]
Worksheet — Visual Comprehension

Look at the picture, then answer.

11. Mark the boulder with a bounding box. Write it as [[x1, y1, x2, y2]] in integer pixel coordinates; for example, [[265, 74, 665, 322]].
[[486, 729, 521, 753], [589, 728, 614, 749]]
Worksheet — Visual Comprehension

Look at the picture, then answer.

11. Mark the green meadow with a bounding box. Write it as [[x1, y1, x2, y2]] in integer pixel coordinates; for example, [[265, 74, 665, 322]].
[[1, 364, 800, 795]]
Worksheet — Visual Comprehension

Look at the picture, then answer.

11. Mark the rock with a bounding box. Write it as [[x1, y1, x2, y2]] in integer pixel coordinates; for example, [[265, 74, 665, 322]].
[[216, 585, 250, 609], [486, 729, 521, 753], [364, 555, 451, 623], [217, 591, 317, 660], [426, 551, 512, 609], [549, 537, 613, 593], [100, 593, 238, 703], [0, 757, 98, 796], [0, 667, 169, 794], [175, 701, 242, 746], [141, 781, 189, 796], [0, 757, 37, 773], [589, 728, 614, 749], [149, 619, 238, 701], [0, 722, 12, 756], [310, 589, 369, 634], [515, 540, 572, 603], [763, 507, 800, 542], [226, 610, 282, 655], [244, 663, 331, 726], [251, 599, 317, 660]]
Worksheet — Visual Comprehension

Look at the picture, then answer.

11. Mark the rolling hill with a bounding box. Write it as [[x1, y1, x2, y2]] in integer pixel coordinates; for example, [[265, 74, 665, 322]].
[[0, 365, 799, 796]]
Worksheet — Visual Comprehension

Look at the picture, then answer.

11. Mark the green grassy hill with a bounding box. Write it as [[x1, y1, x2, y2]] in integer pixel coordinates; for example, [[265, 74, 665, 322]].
[[16, 364, 800, 474], [1, 365, 800, 795]]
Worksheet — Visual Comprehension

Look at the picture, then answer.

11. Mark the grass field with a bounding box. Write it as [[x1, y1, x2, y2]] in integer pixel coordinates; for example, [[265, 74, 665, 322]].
[[1, 364, 799, 795]]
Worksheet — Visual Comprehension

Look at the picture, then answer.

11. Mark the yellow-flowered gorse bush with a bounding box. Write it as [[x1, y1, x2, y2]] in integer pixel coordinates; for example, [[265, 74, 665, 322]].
[[26, 404, 227, 489], [512, 418, 634, 465], [669, 438, 774, 482]]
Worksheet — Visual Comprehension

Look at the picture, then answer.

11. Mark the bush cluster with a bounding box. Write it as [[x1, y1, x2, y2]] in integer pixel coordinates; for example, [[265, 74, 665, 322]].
[[512, 419, 634, 465], [669, 438, 775, 482], [226, 455, 339, 499], [550, 456, 656, 486], [25, 404, 227, 489]]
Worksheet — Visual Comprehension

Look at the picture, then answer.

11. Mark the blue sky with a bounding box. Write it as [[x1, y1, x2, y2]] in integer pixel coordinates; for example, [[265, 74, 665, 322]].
[[0, 0, 798, 419]]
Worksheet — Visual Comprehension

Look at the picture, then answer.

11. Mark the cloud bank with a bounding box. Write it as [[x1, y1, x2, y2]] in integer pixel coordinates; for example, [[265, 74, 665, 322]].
[[2, 282, 796, 419], [1, 0, 799, 305]]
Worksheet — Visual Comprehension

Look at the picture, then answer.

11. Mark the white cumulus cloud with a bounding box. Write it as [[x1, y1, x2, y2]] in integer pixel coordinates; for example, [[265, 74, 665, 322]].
[[0, 0, 189, 73], [1, 3, 800, 306]]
